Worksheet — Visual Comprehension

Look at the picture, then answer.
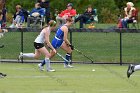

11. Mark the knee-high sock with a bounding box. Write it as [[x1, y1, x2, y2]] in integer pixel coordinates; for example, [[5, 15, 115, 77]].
[[41, 60, 46, 66], [22, 53, 35, 58], [134, 65, 140, 71], [65, 53, 71, 65], [45, 58, 51, 70]]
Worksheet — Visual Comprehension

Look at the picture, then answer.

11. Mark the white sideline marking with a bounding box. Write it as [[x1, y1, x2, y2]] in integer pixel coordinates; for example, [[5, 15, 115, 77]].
[[8, 75, 117, 79], [9, 75, 49, 78], [40, 91, 75, 93], [40, 90, 128, 93], [133, 75, 140, 77], [13, 67, 79, 71], [100, 89, 128, 92], [11, 67, 35, 71]]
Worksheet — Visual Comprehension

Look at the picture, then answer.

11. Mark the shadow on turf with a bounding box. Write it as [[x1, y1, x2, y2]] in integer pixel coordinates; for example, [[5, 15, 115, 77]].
[[101, 65, 138, 87], [30, 64, 69, 86]]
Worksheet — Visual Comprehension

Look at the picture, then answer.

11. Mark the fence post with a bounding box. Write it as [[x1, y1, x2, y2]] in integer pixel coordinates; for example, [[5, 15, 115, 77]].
[[120, 31, 122, 65], [70, 29, 72, 64], [20, 29, 23, 63]]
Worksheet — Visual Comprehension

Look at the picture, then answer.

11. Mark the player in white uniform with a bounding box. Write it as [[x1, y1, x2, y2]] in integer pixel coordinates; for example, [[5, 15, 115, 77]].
[[19, 20, 57, 72]]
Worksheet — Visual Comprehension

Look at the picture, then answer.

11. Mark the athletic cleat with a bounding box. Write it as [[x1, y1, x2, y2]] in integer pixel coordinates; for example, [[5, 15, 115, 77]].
[[127, 64, 135, 78], [64, 64, 68, 68], [68, 64, 74, 68], [0, 73, 7, 78], [38, 63, 44, 71], [18, 52, 23, 62], [64, 64, 74, 68], [47, 68, 55, 72], [0, 45, 4, 48], [2, 29, 8, 33]]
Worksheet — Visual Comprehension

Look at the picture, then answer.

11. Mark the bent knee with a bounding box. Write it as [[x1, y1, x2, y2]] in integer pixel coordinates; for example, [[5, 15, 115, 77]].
[[34, 55, 39, 59], [45, 54, 51, 58], [67, 49, 72, 54]]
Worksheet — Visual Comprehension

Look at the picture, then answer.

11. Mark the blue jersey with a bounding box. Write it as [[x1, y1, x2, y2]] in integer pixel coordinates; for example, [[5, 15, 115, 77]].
[[52, 25, 66, 49], [55, 27, 64, 40]]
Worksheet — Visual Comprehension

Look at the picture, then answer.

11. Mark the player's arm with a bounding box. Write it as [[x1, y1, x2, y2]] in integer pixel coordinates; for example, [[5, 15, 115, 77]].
[[63, 26, 74, 50], [45, 31, 56, 51], [63, 27, 71, 46], [0, 29, 2, 33], [0, 14, 3, 20]]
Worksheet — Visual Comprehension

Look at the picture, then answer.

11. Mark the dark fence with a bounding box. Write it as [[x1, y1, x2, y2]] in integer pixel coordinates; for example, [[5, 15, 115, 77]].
[[0, 28, 140, 64], [70, 28, 140, 65]]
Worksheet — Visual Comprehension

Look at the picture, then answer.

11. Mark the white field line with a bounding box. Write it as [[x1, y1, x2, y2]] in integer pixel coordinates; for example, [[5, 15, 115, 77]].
[[39, 89, 128, 93], [40, 91, 75, 93], [9, 75, 49, 78], [99, 89, 128, 92]]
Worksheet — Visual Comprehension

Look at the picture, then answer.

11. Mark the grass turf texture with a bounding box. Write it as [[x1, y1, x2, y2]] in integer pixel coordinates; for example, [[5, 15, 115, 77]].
[[0, 63, 140, 93], [1, 31, 140, 63]]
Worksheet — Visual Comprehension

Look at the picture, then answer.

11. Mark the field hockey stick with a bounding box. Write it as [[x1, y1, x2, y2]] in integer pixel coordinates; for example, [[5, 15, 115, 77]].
[[56, 52, 71, 62], [74, 47, 94, 63], [47, 45, 70, 62]]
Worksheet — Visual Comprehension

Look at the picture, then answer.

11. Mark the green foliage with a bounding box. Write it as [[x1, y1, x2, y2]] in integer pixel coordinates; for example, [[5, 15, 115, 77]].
[[99, 8, 119, 23], [114, 0, 139, 10], [6, 0, 35, 13], [93, 0, 119, 23], [4, 0, 140, 23], [50, 0, 96, 14]]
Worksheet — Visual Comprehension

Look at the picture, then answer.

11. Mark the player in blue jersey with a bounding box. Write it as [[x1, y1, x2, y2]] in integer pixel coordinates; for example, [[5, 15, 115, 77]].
[[38, 17, 74, 70]]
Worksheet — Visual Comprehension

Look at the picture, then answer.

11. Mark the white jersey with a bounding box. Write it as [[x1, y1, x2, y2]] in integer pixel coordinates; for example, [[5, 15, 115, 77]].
[[124, 7, 136, 18], [34, 27, 50, 43]]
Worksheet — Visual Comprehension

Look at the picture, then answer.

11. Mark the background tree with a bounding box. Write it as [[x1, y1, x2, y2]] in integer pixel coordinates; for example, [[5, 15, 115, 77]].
[[5, 0, 140, 23], [114, 0, 139, 12], [93, 0, 119, 23]]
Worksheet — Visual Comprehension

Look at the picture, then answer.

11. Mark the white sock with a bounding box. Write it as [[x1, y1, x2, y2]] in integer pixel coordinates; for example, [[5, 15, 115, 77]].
[[22, 53, 35, 58], [134, 65, 140, 71], [45, 58, 51, 70]]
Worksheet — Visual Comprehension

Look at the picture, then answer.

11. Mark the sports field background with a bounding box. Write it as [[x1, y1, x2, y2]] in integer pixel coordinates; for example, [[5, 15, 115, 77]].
[[1, 1, 140, 93], [0, 63, 140, 93], [0, 24, 140, 93], [0, 27, 140, 63]]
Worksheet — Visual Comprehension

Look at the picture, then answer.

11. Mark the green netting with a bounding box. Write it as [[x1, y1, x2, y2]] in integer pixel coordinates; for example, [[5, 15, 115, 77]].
[[1, 30, 140, 63]]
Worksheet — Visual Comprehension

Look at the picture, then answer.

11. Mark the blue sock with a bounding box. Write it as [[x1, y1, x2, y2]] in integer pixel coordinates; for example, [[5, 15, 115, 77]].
[[41, 60, 45, 66], [65, 53, 71, 65]]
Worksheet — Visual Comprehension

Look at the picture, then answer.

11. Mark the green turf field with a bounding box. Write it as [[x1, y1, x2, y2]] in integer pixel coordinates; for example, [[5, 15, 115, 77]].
[[0, 63, 140, 93], [1, 31, 140, 63]]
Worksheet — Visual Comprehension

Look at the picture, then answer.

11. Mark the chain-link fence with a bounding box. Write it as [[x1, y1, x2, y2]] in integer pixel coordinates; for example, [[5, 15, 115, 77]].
[[0, 31, 21, 60], [0, 28, 70, 63], [70, 28, 140, 64], [122, 33, 140, 63], [72, 32, 120, 63], [0, 28, 140, 64]]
